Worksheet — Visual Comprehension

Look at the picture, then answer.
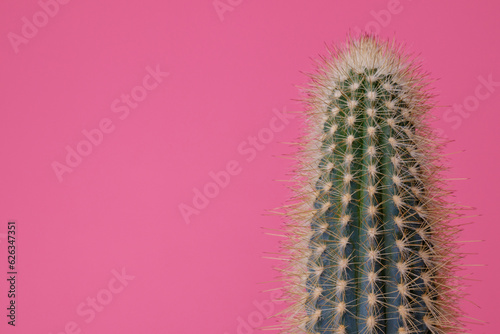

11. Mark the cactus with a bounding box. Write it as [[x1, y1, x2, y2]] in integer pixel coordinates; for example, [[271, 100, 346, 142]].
[[276, 35, 465, 334]]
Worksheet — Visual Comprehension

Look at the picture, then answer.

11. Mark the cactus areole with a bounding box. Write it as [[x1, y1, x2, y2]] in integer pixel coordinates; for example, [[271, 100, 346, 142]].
[[278, 36, 465, 334]]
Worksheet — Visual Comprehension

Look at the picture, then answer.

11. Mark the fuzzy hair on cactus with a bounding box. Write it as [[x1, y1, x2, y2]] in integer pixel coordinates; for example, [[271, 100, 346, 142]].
[[275, 35, 466, 334]]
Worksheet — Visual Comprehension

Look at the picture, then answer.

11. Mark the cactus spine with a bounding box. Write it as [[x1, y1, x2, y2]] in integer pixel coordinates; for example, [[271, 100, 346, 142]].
[[277, 36, 465, 334]]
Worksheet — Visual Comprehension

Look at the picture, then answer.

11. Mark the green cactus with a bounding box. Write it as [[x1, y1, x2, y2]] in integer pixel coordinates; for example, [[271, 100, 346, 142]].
[[277, 35, 465, 334]]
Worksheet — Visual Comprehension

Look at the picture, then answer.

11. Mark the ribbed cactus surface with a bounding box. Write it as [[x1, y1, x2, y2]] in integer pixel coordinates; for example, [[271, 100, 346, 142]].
[[277, 36, 464, 334]]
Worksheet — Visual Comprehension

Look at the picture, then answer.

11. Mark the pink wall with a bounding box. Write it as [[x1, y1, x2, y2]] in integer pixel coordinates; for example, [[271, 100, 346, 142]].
[[0, 1, 498, 333]]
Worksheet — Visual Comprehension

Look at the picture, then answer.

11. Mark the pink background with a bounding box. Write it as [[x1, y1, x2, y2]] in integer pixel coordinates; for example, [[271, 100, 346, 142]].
[[0, 1, 499, 333]]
